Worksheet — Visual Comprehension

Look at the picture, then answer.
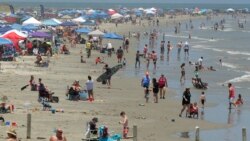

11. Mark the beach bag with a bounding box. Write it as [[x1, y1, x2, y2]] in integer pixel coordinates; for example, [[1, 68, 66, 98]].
[[158, 77, 166, 87]]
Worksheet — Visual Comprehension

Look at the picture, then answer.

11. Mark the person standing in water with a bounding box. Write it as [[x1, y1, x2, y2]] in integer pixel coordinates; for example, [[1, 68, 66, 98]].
[[179, 88, 191, 117], [180, 63, 186, 83], [228, 83, 235, 109], [184, 41, 190, 57], [200, 91, 206, 108], [135, 50, 140, 68]]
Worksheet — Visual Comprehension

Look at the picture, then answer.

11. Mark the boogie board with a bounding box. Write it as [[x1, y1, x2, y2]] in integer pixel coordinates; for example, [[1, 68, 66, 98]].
[[96, 64, 123, 82]]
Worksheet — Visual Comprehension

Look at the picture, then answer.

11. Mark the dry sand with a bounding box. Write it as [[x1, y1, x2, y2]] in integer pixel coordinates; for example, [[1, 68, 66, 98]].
[[0, 15, 229, 141]]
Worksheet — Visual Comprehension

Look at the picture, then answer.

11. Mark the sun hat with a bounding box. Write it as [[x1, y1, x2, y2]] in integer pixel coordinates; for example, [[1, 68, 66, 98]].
[[6, 128, 17, 137]]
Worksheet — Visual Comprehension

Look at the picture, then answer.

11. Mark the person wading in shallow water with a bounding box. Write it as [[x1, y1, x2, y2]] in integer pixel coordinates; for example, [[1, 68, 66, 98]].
[[179, 88, 191, 117]]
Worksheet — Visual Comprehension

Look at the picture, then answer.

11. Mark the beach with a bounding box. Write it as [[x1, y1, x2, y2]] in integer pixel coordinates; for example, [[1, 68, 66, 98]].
[[0, 13, 249, 141]]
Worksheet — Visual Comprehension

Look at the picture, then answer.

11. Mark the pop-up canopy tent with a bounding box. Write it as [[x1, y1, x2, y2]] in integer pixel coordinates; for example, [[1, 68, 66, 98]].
[[60, 21, 78, 26], [72, 17, 86, 23], [22, 17, 42, 26], [88, 29, 104, 36], [42, 18, 61, 26], [103, 32, 123, 40], [29, 31, 51, 38], [0, 29, 27, 51], [0, 37, 13, 45], [75, 27, 91, 34]]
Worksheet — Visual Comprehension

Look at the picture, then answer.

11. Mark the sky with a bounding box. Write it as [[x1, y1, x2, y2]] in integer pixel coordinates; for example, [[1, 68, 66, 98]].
[[1, 0, 250, 4]]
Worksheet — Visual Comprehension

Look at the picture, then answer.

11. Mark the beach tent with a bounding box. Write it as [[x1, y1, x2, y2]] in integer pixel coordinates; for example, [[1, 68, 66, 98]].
[[11, 23, 22, 30], [86, 9, 95, 15], [226, 8, 235, 12], [82, 20, 96, 26], [0, 26, 13, 34], [88, 29, 104, 36], [111, 13, 123, 20], [138, 7, 144, 11], [22, 17, 42, 26], [60, 21, 78, 26], [0, 29, 27, 51], [42, 19, 61, 26], [72, 17, 86, 23], [29, 31, 51, 38], [60, 15, 72, 19], [22, 24, 39, 31], [103, 32, 123, 40], [75, 27, 91, 34], [0, 37, 13, 45]]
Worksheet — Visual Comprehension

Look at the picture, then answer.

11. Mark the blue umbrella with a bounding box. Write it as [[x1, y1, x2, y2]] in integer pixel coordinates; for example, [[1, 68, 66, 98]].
[[22, 24, 39, 31], [0, 38, 13, 45], [60, 21, 78, 26], [11, 23, 22, 30], [75, 27, 91, 34]]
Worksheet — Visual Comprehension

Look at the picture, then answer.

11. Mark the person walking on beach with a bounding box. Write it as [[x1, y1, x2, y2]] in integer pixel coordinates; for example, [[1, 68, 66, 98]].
[[125, 38, 129, 53], [107, 41, 112, 57], [119, 111, 129, 139], [160, 41, 165, 60], [179, 88, 191, 117], [200, 91, 206, 108], [135, 50, 140, 68], [86, 76, 94, 101], [103, 64, 112, 88], [152, 78, 159, 103], [143, 44, 148, 58], [158, 74, 167, 99], [50, 128, 67, 141], [116, 46, 124, 63], [228, 83, 235, 109], [180, 63, 186, 83]]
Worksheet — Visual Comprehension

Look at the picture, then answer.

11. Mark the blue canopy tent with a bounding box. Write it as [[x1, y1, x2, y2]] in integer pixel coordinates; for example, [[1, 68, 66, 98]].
[[75, 27, 91, 34], [82, 20, 96, 26], [22, 24, 39, 31], [0, 26, 13, 34], [11, 23, 22, 30], [42, 19, 60, 26], [29, 31, 51, 38], [0, 37, 13, 45], [103, 33, 123, 40], [60, 21, 78, 26]]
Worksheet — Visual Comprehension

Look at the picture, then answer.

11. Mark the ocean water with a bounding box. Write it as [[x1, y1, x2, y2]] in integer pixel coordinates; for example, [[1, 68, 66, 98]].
[[121, 14, 250, 141], [3, 2, 250, 10]]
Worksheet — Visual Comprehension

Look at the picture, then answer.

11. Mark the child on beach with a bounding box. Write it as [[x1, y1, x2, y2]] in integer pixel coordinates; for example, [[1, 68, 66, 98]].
[[144, 87, 150, 103], [235, 94, 243, 107], [119, 111, 129, 139], [190, 102, 199, 118], [200, 91, 206, 108], [123, 58, 126, 67]]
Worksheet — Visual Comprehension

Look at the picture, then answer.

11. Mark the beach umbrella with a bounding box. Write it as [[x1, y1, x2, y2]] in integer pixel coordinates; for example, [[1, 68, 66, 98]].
[[29, 31, 51, 38], [88, 29, 104, 36], [75, 27, 91, 34], [0, 37, 13, 45], [60, 21, 78, 26]]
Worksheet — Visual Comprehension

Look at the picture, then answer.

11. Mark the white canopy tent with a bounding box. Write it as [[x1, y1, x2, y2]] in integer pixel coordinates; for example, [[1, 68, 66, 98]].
[[88, 29, 104, 36], [22, 17, 42, 26], [111, 13, 123, 20], [72, 17, 86, 23]]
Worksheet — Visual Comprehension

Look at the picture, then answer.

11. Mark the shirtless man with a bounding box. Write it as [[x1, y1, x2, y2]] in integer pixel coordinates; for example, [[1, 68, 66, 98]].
[[49, 128, 67, 141], [119, 111, 129, 139]]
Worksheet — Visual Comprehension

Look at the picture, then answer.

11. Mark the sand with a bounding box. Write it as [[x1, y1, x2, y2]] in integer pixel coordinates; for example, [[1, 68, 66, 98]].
[[0, 15, 229, 141]]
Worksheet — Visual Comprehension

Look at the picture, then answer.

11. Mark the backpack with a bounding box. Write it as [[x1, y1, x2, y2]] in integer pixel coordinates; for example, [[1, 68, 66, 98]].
[[158, 77, 166, 87]]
